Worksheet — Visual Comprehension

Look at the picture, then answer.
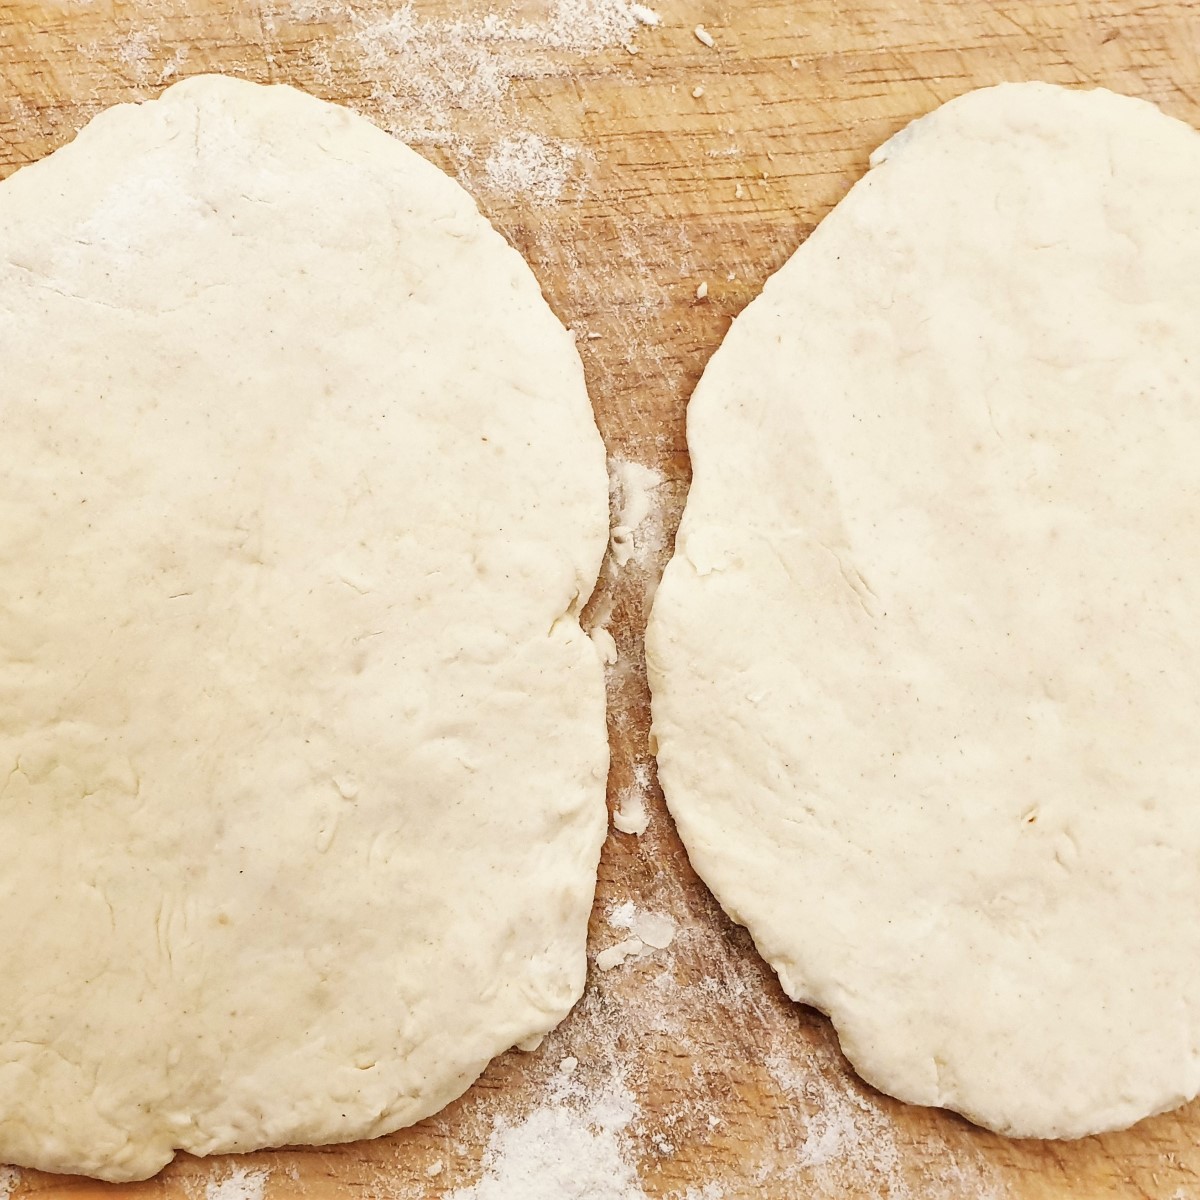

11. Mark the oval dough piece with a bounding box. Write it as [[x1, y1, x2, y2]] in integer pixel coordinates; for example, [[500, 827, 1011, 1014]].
[[0, 76, 608, 1180], [647, 83, 1200, 1139]]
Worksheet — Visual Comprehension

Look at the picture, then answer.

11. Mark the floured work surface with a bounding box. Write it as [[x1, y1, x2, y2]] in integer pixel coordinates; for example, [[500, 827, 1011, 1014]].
[[3, 0, 1200, 1196]]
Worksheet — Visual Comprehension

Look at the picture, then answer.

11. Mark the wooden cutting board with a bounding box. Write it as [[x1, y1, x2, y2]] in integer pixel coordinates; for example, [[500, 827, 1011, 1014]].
[[3, 0, 1200, 1195]]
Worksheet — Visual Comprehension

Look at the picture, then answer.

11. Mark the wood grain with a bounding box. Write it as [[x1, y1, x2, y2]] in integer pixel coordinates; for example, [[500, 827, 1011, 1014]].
[[2, 0, 1200, 1195]]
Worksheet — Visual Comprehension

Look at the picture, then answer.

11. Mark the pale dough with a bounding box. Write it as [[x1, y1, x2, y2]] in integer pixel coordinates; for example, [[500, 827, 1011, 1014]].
[[0, 76, 609, 1179], [647, 83, 1200, 1138]]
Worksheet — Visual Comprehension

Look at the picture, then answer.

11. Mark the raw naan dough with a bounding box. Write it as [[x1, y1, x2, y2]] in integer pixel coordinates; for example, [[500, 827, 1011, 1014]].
[[647, 83, 1200, 1138], [0, 76, 609, 1180]]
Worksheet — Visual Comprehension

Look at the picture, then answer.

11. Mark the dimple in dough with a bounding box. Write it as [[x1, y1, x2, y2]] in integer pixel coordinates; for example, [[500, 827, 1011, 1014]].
[[0, 75, 609, 1180], [648, 83, 1200, 1139]]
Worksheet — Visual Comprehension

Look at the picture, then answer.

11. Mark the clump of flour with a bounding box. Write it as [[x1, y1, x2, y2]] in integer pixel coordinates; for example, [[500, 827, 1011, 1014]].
[[613, 760, 653, 834], [608, 458, 666, 572], [597, 901, 677, 970], [448, 1062, 645, 1200]]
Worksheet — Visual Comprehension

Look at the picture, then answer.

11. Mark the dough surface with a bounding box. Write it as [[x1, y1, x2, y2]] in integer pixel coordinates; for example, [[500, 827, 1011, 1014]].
[[647, 83, 1200, 1138], [0, 76, 608, 1180]]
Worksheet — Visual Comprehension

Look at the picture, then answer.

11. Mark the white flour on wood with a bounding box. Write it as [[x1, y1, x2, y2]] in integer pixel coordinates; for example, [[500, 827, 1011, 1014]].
[[112, 29, 159, 83], [483, 132, 580, 204], [609, 458, 666, 573], [339, 0, 652, 158], [613, 760, 653, 834], [447, 1065, 645, 1200], [203, 1166, 270, 1200]]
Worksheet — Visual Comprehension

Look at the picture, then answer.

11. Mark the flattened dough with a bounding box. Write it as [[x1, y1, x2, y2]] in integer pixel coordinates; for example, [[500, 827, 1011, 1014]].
[[0, 76, 608, 1180], [647, 84, 1200, 1138]]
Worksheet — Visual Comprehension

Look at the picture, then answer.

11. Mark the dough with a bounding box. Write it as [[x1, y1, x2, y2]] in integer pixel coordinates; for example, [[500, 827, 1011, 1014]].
[[647, 83, 1200, 1138], [0, 76, 608, 1180]]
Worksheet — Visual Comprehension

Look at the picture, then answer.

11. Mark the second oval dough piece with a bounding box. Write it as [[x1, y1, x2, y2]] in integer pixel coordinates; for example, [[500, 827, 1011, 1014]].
[[648, 83, 1200, 1138]]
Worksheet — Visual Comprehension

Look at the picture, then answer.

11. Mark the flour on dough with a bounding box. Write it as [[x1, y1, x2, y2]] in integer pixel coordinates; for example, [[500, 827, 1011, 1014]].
[[648, 83, 1200, 1138], [0, 75, 608, 1180]]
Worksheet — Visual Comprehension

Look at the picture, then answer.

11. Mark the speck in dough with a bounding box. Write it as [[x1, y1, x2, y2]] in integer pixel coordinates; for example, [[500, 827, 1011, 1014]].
[[0, 76, 609, 1180], [648, 83, 1200, 1139]]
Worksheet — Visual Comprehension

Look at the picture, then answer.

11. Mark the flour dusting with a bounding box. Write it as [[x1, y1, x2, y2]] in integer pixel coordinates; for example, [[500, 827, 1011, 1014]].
[[0, 1166, 18, 1200], [448, 1066, 645, 1200], [114, 28, 159, 83], [205, 1166, 270, 1200], [765, 1052, 1009, 1198], [483, 132, 579, 204], [767, 1052, 903, 1178], [159, 44, 190, 82], [341, 0, 651, 148]]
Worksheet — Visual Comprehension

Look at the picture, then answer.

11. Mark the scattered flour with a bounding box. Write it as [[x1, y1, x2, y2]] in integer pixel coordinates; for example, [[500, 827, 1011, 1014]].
[[587, 459, 669, 684], [764, 1053, 1008, 1199], [677, 1186, 727, 1200], [205, 1166, 270, 1200], [448, 1066, 644, 1200], [113, 28, 158, 83], [343, 0, 655, 147], [483, 132, 579, 204], [159, 44, 190, 83], [0, 1167, 18, 1200], [766, 1051, 902, 1177]]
